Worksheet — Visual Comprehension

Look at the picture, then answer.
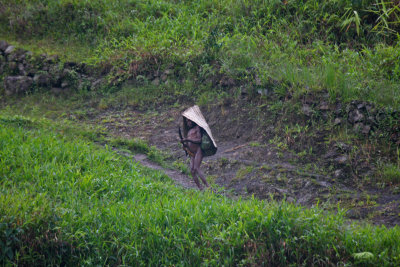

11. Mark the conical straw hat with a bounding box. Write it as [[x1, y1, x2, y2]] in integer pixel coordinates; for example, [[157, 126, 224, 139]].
[[182, 105, 217, 148]]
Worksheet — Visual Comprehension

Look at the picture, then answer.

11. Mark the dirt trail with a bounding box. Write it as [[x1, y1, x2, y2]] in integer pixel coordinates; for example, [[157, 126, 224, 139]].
[[89, 105, 400, 227], [116, 150, 198, 189]]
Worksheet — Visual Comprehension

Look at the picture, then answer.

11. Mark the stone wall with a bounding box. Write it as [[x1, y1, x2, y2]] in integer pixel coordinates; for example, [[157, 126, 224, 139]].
[[1, 40, 399, 144], [0, 40, 103, 95], [302, 95, 400, 145]]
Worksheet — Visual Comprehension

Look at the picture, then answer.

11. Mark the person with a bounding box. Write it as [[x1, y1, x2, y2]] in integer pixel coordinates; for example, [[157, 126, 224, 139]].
[[180, 118, 209, 190]]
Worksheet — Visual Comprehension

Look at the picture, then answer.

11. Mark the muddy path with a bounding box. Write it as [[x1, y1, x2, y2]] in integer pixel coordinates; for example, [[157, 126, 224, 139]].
[[116, 150, 198, 190], [87, 104, 400, 227]]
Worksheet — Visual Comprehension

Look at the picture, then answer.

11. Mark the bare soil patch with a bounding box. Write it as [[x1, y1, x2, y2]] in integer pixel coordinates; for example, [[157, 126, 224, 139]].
[[88, 103, 400, 227]]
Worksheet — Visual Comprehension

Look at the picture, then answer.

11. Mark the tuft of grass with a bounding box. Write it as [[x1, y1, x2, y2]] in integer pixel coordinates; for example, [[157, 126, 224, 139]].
[[108, 136, 169, 167], [172, 160, 190, 175], [234, 166, 255, 181], [108, 137, 149, 154], [381, 164, 400, 184]]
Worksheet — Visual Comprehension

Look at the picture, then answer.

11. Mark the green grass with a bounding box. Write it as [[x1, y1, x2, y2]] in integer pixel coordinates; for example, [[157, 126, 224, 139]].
[[1, 1, 400, 264], [381, 164, 400, 184], [1, 0, 400, 108], [1, 114, 400, 266]]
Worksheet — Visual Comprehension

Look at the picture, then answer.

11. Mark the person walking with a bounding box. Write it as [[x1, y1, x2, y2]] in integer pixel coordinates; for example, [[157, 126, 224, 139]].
[[179, 105, 217, 190]]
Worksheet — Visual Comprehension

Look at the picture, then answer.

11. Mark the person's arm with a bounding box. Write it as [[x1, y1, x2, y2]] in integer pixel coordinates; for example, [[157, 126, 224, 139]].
[[181, 126, 202, 144], [180, 138, 201, 144]]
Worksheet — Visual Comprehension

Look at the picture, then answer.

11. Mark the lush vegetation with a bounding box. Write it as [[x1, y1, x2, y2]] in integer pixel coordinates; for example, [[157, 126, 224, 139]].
[[1, 1, 400, 265], [0, 114, 399, 266], [1, 0, 400, 107]]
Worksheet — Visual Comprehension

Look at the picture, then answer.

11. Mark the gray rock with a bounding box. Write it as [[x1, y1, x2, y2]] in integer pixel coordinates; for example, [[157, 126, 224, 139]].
[[317, 180, 331, 187], [353, 123, 367, 134], [61, 68, 71, 79], [61, 81, 69, 88], [257, 89, 269, 96], [335, 102, 343, 115], [34, 72, 51, 87], [7, 48, 27, 63], [357, 102, 365, 109], [324, 150, 338, 159], [362, 124, 371, 135], [0, 40, 9, 53], [334, 169, 345, 179], [164, 69, 173, 75], [366, 116, 376, 125], [4, 76, 33, 95], [319, 102, 329, 110], [48, 64, 62, 84], [334, 118, 342, 125], [334, 155, 348, 165], [302, 104, 313, 116], [18, 63, 26, 75], [4, 45, 15, 55], [8, 62, 18, 73], [350, 100, 360, 106], [276, 187, 289, 194], [348, 109, 364, 123], [91, 78, 104, 91], [335, 142, 351, 152], [152, 77, 160, 86], [6, 48, 27, 64]]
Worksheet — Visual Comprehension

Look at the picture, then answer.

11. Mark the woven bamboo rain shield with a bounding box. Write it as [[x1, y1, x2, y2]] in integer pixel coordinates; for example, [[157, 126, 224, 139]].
[[182, 105, 217, 156]]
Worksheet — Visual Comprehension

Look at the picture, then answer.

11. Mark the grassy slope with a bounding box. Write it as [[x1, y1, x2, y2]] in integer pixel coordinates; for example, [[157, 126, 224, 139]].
[[1, 114, 400, 266], [1, 1, 400, 265], [1, 0, 400, 107]]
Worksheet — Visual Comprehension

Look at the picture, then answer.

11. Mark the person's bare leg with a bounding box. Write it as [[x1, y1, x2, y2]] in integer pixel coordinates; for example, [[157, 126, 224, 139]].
[[194, 148, 209, 188], [198, 169, 208, 187], [190, 156, 202, 189]]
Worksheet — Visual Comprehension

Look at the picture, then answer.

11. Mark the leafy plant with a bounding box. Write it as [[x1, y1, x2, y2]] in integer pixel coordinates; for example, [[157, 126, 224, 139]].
[[370, 0, 400, 36], [341, 8, 362, 36]]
